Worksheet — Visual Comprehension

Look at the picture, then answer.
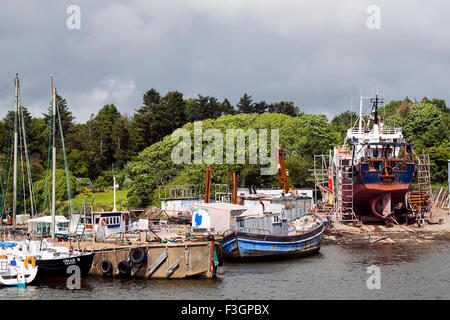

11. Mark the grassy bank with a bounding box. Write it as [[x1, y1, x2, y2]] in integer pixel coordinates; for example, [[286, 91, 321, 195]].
[[73, 189, 129, 212]]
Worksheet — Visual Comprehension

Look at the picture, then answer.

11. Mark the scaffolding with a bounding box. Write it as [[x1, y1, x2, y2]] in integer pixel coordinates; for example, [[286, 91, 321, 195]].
[[214, 184, 232, 203], [408, 154, 432, 223], [312, 154, 333, 214], [332, 149, 358, 223], [158, 185, 203, 200], [158, 184, 232, 203]]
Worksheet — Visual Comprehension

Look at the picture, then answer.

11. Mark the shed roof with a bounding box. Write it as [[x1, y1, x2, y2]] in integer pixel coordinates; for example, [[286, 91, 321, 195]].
[[193, 202, 248, 211], [27, 215, 69, 224]]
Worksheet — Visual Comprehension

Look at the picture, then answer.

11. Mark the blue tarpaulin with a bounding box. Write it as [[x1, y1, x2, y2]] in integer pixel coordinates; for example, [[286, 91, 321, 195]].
[[0, 242, 16, 248]]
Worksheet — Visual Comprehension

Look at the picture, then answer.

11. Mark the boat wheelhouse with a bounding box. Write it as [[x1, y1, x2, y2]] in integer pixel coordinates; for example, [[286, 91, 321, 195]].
[[69, 211, 129, 239], [27, 216, 69, 238]]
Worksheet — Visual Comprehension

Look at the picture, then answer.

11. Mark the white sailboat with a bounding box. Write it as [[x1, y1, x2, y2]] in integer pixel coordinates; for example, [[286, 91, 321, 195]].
[[0, 242, 38, 287], [5, 74, 94, 282]]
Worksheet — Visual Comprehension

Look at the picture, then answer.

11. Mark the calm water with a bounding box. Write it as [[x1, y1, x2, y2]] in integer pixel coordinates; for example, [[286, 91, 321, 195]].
[[1, 242, 449, 300]]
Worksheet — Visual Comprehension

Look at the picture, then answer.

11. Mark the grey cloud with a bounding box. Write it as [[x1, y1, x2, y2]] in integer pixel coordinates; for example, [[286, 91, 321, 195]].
[[0, 0, 449, 123]]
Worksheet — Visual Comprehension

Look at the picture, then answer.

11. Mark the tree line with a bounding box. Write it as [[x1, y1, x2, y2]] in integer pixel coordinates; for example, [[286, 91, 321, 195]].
[[0, 88, 448, 212], [0, 90, 302, 207]]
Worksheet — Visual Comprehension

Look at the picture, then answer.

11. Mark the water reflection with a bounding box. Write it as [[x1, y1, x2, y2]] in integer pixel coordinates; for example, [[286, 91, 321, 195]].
[[1, 242, 449, 300]]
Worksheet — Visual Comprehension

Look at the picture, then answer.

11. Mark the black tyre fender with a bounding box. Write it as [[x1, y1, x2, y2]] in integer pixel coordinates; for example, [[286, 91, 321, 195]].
[[130, 247, 147, 264], [118, 260, 131, 276], [100, 259, 113, 275]]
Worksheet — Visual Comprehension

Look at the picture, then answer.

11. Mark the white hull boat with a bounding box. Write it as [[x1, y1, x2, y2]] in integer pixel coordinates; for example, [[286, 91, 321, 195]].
[[0, 242, 38, 287]]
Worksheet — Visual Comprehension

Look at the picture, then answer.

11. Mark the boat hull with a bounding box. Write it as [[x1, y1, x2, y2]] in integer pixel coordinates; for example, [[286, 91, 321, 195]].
[[353, 162, 415, 218], [34, 252, 94, 281], [0, 268, 38, 286], [222, 223, 324, 261]]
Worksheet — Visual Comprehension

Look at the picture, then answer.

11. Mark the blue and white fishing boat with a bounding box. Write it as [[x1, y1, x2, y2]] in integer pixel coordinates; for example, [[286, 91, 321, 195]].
[[222, 212, 324, 261]]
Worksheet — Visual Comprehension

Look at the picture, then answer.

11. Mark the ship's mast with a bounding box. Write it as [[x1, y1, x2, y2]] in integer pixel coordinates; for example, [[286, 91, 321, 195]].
[[51, 75, 57, 240], [373, 95, 379, 125], [112, 164, 118, 212], [12, 74, 19, 235], [370, 89, 383, 136], [358, 90, 372, 134], [359, 94, 363, 134]]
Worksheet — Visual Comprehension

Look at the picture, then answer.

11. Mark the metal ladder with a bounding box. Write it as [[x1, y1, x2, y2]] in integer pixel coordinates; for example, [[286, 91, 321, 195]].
[[414, 154, 432, 222], [333, 152, 358, 222]]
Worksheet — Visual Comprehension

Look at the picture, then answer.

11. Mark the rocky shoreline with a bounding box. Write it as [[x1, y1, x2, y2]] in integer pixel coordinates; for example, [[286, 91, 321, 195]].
[[322, 209, 450, 246]]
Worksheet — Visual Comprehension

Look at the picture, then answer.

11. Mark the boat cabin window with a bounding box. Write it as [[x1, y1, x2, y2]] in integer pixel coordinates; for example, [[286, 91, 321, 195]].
[[237, 219, 245, 230], [368, 160, 382, 172], [392, 160, 404, 170], [272, 215, 281, 224]]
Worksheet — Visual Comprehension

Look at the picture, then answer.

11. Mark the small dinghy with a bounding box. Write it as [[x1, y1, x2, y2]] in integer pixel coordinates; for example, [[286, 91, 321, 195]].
[[0, 242, 38, 287]]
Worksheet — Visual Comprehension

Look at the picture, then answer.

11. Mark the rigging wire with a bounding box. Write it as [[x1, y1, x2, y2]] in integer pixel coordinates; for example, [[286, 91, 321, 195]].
[[41, 100, 53, 216], [17, 85, 39, 217], [20, 106, 38, 217], [0, 112, 14, 216], [19, 110, 27, 216], [57, 99, 75, 216]]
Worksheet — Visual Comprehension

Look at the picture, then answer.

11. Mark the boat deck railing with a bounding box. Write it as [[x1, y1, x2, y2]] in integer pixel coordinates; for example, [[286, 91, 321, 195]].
[[347, 127, 402, 135], [223, 228, 272, 236]]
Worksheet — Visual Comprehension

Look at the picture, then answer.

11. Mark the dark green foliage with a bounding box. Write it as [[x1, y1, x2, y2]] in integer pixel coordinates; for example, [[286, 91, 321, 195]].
[[236, 93, 254, 114], [268, 101, 300, 116], [1, 87, 448, 212]]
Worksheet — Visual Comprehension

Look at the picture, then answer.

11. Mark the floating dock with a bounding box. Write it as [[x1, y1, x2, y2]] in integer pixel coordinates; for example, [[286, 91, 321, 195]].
[[65, 240, 217, 279]]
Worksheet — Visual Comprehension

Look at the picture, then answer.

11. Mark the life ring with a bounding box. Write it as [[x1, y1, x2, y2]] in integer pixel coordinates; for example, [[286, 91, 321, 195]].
[[100, 217, 107, 226], [24, 256, 36, 269]]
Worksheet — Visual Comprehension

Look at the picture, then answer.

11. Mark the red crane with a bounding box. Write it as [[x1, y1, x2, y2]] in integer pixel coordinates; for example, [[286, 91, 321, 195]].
[[277, 146, 290, 195], [204, 165, 212, 203], [232, 171, 238, 204]]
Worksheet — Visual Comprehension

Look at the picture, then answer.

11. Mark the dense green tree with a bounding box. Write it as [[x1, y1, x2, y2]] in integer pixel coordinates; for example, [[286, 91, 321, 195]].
[[297, 114, 339, 157], [34, 168, 77, 213], [156, 91, 186, 140], [43, 95, 75, 148], [268, 101, 300, 117], [236, 93, 254, 113], [430, 98, 448, 113], [220, 98, 235, 116], [426, 140, 450, 183], [92, 104, 122, 166], [129, 89, 161, 153], [331, 110, 357, 141], [402, 103, 449, 150], [253, 101, 268, 114]]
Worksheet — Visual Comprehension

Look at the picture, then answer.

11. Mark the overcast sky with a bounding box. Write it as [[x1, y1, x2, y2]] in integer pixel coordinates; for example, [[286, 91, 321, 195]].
[[0, 0, 448, 123]]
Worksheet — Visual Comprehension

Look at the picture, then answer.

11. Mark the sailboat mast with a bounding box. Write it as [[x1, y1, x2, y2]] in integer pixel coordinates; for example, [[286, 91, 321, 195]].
[[359, 93, 363, 134], [12, 74, 19, 234], [112, 164, 117, 212], [51, 76, 57, 240]]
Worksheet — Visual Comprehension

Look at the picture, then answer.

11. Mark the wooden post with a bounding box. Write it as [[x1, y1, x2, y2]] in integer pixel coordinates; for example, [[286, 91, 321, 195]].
[[232, 172, 238, 204]]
